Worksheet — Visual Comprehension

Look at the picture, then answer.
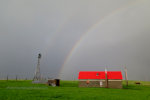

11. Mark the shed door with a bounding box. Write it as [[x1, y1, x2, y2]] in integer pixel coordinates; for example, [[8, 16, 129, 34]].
[[100, 81, 103, 87]]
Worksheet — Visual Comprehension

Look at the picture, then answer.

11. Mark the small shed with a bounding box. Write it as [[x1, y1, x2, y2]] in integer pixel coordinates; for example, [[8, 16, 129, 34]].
[[47, 79, 60, 86], [78, 71, 123, 89]]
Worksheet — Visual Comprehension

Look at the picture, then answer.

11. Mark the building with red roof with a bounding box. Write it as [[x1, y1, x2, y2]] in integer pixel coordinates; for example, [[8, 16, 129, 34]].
[[78, 71, 123, 88]]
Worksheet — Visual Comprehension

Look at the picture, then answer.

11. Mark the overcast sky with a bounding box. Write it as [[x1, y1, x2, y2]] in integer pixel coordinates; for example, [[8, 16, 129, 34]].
[[0, 0, 150, 81]]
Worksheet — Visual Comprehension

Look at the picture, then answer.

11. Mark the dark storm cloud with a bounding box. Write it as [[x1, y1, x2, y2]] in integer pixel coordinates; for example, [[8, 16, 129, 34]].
[[0, 0, 150, 81]]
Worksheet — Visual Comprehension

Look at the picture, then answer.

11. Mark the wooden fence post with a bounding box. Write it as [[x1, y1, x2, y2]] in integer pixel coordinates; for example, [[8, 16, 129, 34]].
[[7, 75, 8, 81], [16, 75, 18, 81]]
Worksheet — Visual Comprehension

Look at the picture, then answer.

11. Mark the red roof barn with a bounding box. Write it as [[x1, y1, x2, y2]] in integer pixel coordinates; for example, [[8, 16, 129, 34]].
[[78, 71, 123, 88]]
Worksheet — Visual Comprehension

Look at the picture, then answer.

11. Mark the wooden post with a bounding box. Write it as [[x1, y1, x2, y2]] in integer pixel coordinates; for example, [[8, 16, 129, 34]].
[[7, 75, 8, 81], [124, 67, 128, 86], [16, 75, 18, 81]]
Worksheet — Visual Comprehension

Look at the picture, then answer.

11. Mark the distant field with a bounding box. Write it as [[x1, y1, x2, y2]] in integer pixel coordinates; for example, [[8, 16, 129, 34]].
[[0, 80, 150, 100]]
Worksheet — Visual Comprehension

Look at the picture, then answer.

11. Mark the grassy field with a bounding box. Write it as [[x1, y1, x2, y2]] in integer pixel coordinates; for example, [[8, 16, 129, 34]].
[[0, 80, 150, 100]]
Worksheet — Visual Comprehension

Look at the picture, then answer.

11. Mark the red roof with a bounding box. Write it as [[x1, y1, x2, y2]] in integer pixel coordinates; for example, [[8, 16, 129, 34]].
[[78, 71, 123, 80]]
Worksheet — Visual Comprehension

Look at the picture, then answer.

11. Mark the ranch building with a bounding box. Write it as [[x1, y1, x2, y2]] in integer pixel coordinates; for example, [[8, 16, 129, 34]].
[[78, 71, 123, 89]]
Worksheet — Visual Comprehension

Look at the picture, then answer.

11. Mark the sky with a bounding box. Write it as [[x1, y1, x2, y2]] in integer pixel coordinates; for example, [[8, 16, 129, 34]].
[[0, 0, 150, 81]]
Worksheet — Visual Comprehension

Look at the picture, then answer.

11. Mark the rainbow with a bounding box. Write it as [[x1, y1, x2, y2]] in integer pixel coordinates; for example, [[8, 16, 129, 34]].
[[58, 0, 144, 79]]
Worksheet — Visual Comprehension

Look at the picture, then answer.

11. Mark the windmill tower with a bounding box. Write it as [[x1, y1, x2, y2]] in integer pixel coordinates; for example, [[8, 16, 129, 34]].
[[33, 53, 42, 83]]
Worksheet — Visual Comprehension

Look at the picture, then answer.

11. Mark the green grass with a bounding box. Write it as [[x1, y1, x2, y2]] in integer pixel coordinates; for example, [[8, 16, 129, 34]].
[[0, 80, 150, 100]]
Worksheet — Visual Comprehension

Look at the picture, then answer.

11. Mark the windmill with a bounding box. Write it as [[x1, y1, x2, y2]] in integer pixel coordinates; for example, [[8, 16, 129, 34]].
[[32, 53, 42, 83]]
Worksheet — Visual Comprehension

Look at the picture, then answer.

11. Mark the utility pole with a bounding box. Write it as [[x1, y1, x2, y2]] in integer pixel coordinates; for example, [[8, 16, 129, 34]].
[[105, 68, 108, 88], [124, 67, 128, 86]]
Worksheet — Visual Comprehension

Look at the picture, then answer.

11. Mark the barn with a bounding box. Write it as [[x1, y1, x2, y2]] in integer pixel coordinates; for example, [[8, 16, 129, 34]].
[[78, 71, 123, 89]]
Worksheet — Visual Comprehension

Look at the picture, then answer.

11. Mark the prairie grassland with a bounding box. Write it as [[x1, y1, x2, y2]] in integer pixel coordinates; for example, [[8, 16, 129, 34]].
[[0, 80, 150, 100]]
